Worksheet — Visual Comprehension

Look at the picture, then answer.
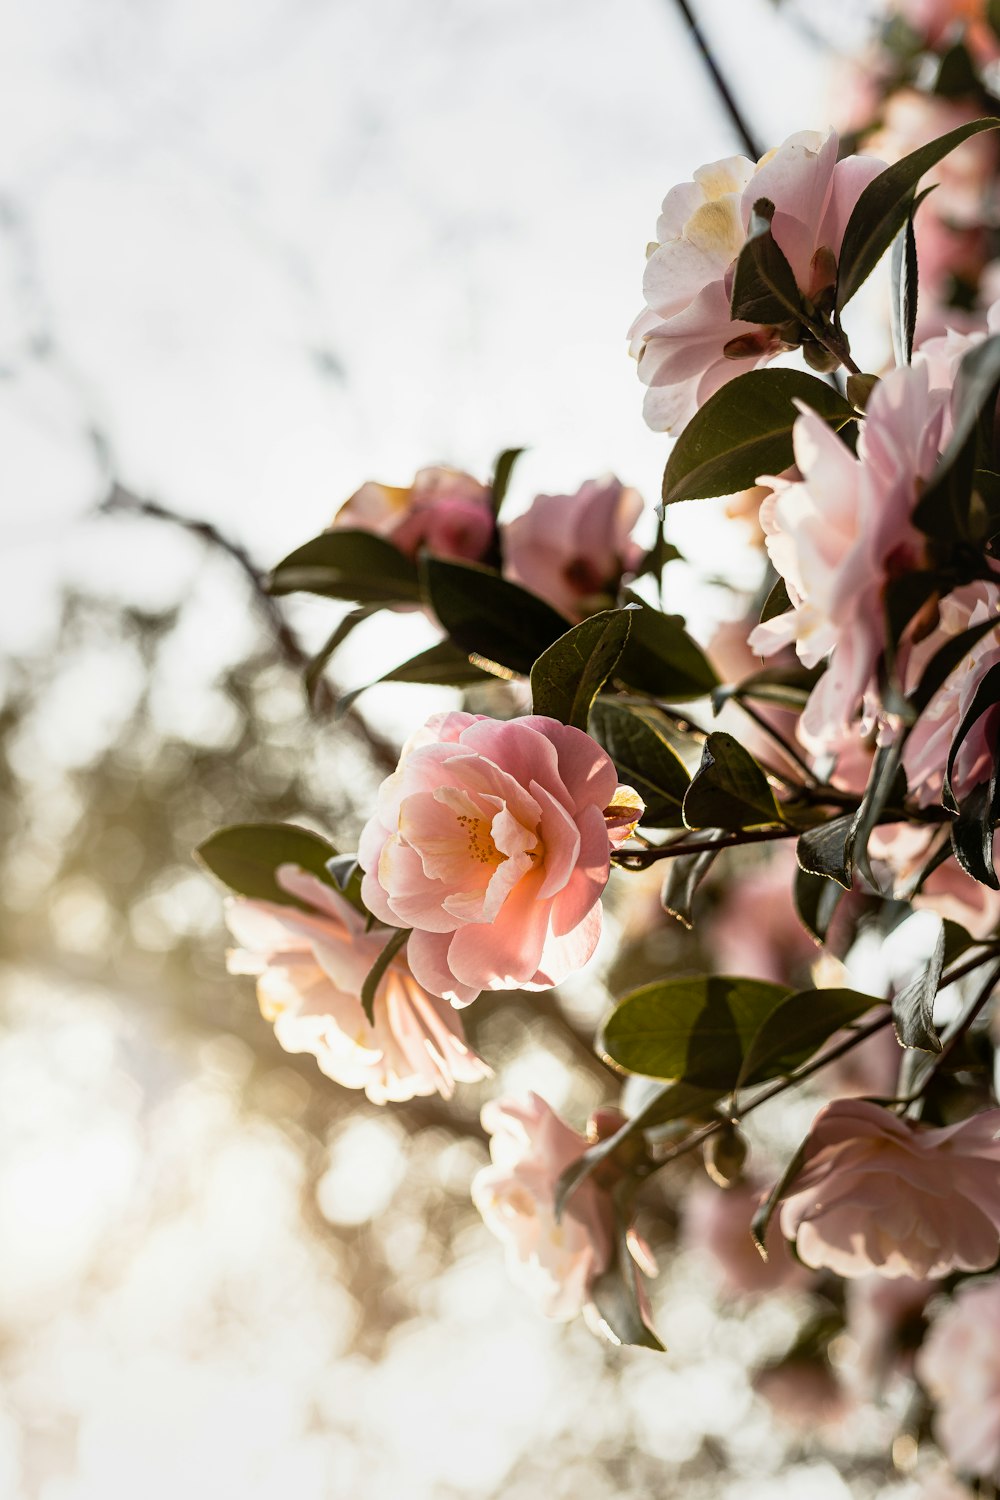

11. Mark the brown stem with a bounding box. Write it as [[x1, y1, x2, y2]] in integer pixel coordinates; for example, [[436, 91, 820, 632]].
[[614, 825, 800, 869]]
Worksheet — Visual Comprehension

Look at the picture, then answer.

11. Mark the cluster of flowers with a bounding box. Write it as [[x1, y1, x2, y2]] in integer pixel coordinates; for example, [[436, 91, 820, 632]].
[[203, 3, 1000, 1488]]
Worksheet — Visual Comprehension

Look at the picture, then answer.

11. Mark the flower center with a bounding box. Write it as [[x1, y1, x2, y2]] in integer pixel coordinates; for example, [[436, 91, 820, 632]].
[[455, 812, 505, 869]]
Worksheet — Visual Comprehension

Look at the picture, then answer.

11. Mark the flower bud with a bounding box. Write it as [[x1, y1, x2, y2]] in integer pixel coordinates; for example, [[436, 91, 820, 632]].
[[704, 1124, 749, 1188]]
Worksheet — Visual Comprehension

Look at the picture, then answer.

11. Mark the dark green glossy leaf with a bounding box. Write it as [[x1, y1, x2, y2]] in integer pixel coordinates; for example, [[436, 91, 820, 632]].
[[617, 595, 719, 700], [892, 921, 945, 1053], [360, 926, 410, 1026], [196, 822, 339, 908], [662, 369, 854, 506], [729, 197, 805, 326], [660, 841, 723, 927], [890, 185, 934, 368], [530, 609, 633, 730], [421, 556, 570, 675], [793, 864, 845, 943], [600, 974, 792, 1087], [325, 854, 366, 917], [682, 731, 782, 831], [739, 986, 884, 1087], [751, 1139, 808, 1261], [269, 529, 422, 604], [590, 700, 690, 827], [305, 606, 378, 706], [760, 574, 792, 624], [588, 1199, 664, 1351], [836, 119, 1000, 313], [797, 814, 855, 890], [489, 447, 524, 518], [943, 660, 1000, 814], [951, 778, 1000, 889], [337, 640, 493, 715]]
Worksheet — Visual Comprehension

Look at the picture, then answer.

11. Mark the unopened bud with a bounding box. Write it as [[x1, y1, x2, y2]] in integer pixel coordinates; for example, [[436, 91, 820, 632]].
[[704, 1125, 749, 1188]]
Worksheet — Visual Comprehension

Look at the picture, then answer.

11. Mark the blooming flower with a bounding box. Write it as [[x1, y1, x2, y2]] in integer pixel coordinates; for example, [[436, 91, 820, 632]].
[[358, 712, 642, 1006], [224, 864, 489, 1104], [901, 581, 1000, 808], [917, 1278, 1000, 1477], [502, 476, 645, 623], [778, 1098, 1000, 1279], [332, 465, 495, 563], [749, 362, 948, 749], [629, 129, 883, 434], [471, 1093, 614, 1319]]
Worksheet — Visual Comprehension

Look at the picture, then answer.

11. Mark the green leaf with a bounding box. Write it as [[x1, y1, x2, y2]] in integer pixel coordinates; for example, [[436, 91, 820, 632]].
[[932, 40, 979, 98], [729, 197, 805, 326], [793, 865, 844, 944], [712, 662, 823, 714], [600, 974, 793, 1087], [889, 186, 932, 368], [796, 814, 855, 890], [589, 699, 690, 827], [305, 606, 379, 706], [359, 926, 411, 1026], [661, 369, 854, 506], [489, 447, 524, 518], [588, 1200, 664, 1351], [738, 986, 884, 1088], [836, 119, 1000, 313], [660, 841, 723, 927], [951, 776, 1000, 889], [421, 556, 571, 675], [337, 640, 493, 715], [530, 609, 633, 730], [682, 731, 782, 831], [943, 660, 1000, 814], [915, 335, 1000, 541], [269, 529, 422, 604], [196, 822, 340, 908], [617, 595, 719, 700], [751, 1139, 808, 1261], [892, 922, 945, 1053], [760, 573, 792, 624], [325, 854, 367, 917]]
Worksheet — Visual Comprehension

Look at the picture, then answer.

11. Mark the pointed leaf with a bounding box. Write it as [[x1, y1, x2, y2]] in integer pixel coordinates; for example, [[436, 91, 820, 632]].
[[660, 842, 722, 927], [730, 198, 805, 326], [915, 334, 1000, 541], [682, 731, 782, 831], [889, 186, 932, 368], [751, 1139, 808, 1260], [269, 529, 421, 604], [360, 926, 411, 1026], [892, 921, 945, 1053], [739, 986, 885, 1087], [196, 823, 340, 908], [489, 447, 524, 517], [600, 974, 793, 1087], [836, 119, 1000, 312], [530, 609, 633, 730], [337, 640, 493, 715], [421, 556, 571, 674], [662, 369, 854, 506], [590, 699, 690, 827], [617, 595, 719, 700]]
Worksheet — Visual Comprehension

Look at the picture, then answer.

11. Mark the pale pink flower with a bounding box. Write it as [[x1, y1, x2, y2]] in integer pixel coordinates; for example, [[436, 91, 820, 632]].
[[779, 1099, 1000, 1279], [844, 1274, 931, 1394], [749, 362, 947, 750], [901, 581, 1000, 809], [501, 477, 645, 623], [683, 1179, 812, 1297], [918, 1278, 1000, 1476], [332, 465, 494, 563], [471, 1093, 614, 1319], [629, 130, 883, 434], [225, 865, 489, 1104], [358, 712, 642, 1006], [866, 92, 999, 229]]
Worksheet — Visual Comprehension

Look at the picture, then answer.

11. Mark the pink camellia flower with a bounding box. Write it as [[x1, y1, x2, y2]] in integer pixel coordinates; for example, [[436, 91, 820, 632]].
[[471, 1093, 616, 1320], [749, 362, 948, 750], [331, 465, 495, 563], [917, 1278, 1000, 1477], [629, 129, 884, 434], [778, 1098, 1000, 1279], [224, 864, 489, 1105], [901, 581, 1000, 809], [358, 712, 643, 1006], [501, 477, 645, 623]]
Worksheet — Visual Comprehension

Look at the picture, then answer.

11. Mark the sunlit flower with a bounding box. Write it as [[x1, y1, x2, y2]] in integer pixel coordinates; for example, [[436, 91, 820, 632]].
[[779, 1098, 1000, 1278], [225, 865, 489, 1104], [749, 362, 947, 749], [629, 129, 883, 433], [918, 1278, 1000, 1477], [502, 476, 644, 622], [332, 465, 495, 562], [471, 1093, 613, 1319], [358, 712, 642, 1005]]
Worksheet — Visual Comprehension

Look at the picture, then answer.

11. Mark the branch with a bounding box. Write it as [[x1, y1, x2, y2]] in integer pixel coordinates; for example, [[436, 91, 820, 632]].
[[671, 0, 763, 160]]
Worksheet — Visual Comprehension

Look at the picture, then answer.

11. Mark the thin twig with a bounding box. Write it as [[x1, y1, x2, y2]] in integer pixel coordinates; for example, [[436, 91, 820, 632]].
[[671, 0, 763, 160]]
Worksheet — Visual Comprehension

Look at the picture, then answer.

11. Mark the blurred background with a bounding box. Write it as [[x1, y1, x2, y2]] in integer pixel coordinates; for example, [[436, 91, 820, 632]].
[[0, 2, 927, 1496]]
